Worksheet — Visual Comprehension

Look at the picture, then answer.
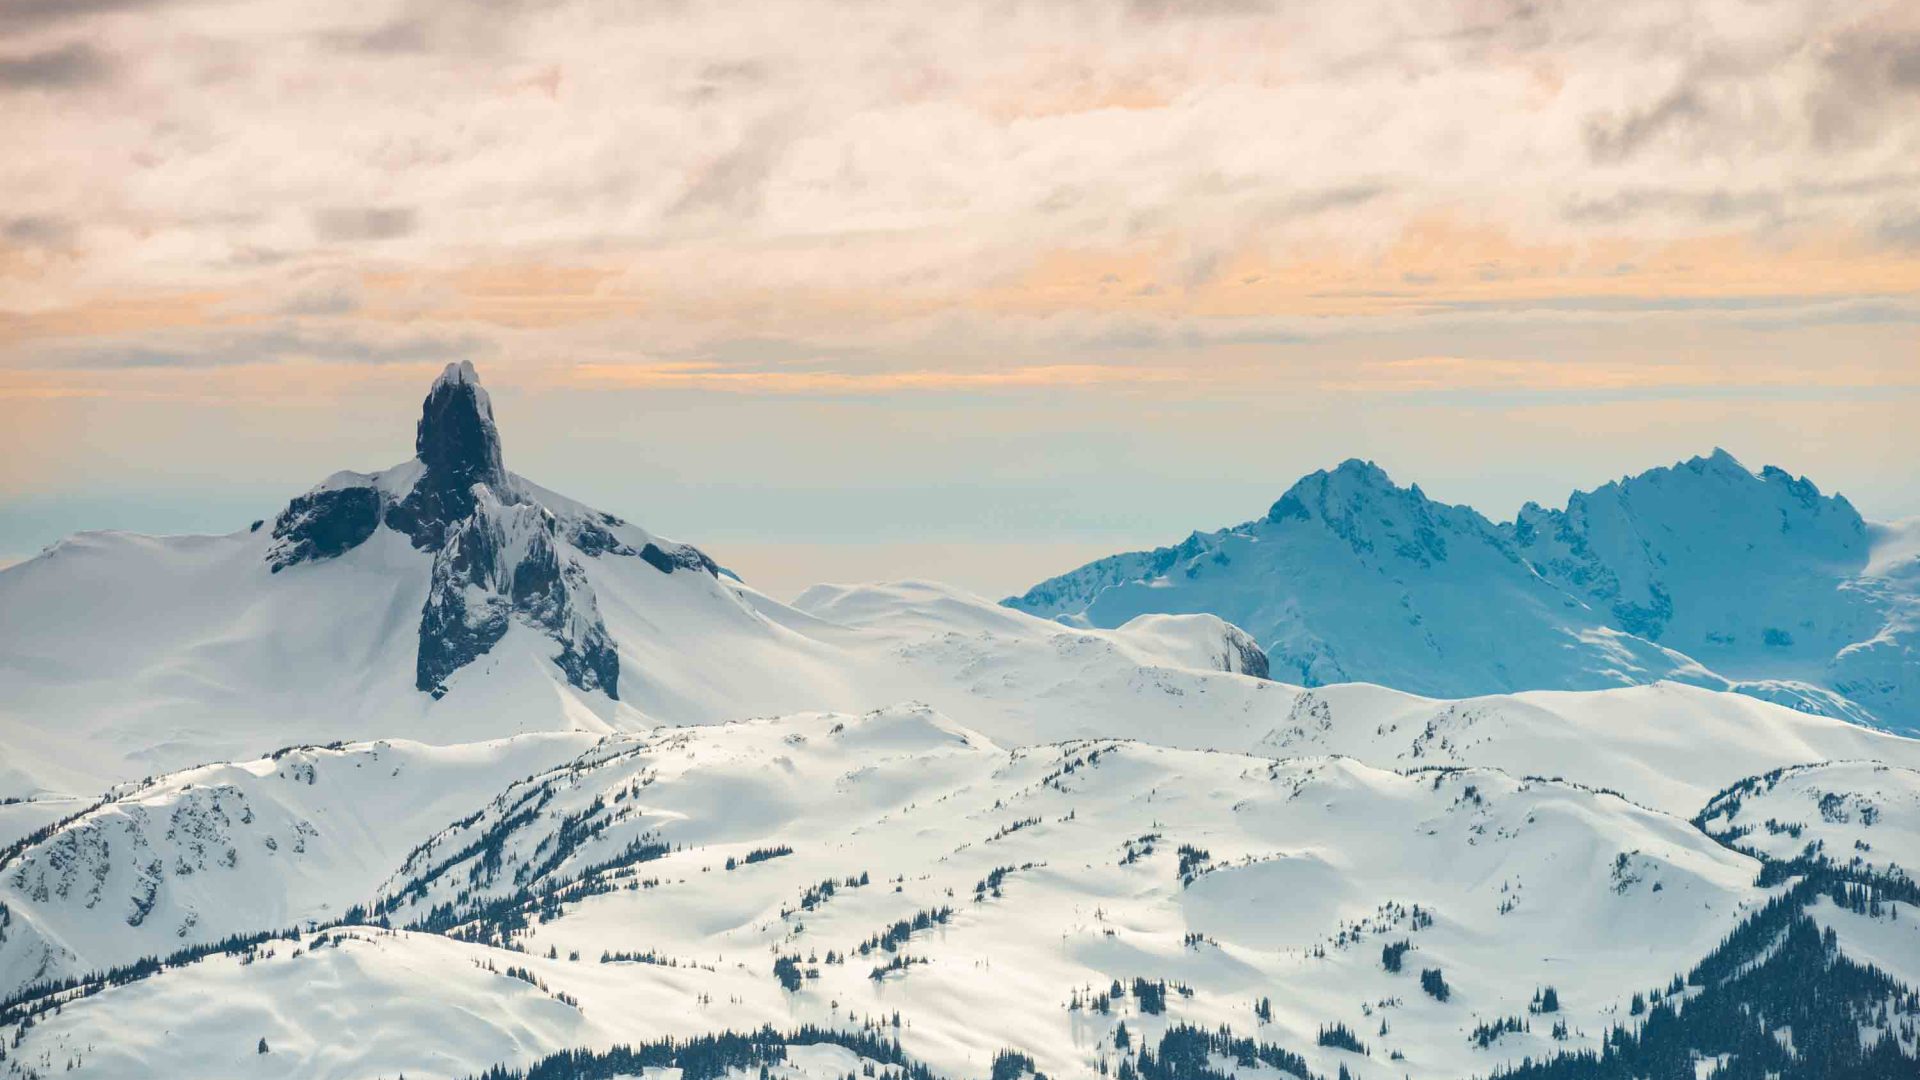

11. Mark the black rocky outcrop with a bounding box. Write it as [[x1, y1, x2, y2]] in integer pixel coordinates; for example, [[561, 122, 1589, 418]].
[[265, 487, 383, 573]]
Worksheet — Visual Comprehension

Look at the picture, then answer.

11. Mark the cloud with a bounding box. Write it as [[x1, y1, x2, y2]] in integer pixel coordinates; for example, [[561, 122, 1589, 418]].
[[2, 215, 71, 245], [0, 42, 113, 90], [1324, 354, 1920, 396], [668, 117, 793, 219], [326, 19, 431, 55], [0, 0, 171, 30], [311, 206, 417, 242], [1583, 86, 1705, 163], [2, 0, 1918, 395], [569, 360, 1183, 395], [1810, 27, 1920, 149], [19, 320, 491, 371]]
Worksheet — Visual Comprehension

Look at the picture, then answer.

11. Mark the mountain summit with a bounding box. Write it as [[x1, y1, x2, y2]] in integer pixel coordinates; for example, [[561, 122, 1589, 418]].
[[0, 363, 1278, 795], [388, 359, 512, 550], [1010, 452, 1916, 731], [263, 362, 670, 698]]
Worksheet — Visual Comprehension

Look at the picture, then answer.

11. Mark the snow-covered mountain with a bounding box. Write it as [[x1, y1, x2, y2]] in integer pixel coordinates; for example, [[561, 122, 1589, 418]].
[[0, 365, 1268, 798], [3, 363, 1918, 1080], [1009, 453, 1917, 733]]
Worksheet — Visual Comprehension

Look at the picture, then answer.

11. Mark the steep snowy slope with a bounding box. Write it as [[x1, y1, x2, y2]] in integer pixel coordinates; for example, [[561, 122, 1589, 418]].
[[1006, 460, 1712, 701], [1, 706, 1803, 1080], [1513, 450, 1912, 716], [1009, 453, 1917, 731]]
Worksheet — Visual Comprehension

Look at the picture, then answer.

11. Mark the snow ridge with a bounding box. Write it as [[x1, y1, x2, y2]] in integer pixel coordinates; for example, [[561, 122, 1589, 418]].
[[1010, 453, 1920, 732]]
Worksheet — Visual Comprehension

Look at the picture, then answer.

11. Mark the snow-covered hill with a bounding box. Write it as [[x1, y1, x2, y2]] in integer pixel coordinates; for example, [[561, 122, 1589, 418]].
[[1250, 681, 1920, 817], [1008, 453, 1917, 732], [1697, 760, 1920, 880], [0, 733, 595, 1001], [4, 706, 1916, 1080]]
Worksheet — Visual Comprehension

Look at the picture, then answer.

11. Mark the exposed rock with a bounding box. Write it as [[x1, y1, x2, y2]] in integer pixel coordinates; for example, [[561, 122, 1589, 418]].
[[414, 488, 620, 700], [1221, 624, 1270, 680], [640, 541, 719, 576], [265, 487, 383, 573], [388, 360, 513, 551]]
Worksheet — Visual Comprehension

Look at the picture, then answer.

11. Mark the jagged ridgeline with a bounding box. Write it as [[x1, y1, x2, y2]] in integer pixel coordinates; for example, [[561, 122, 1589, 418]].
[[265, 361, 718, 699], [1007, 451, 1919, 733]]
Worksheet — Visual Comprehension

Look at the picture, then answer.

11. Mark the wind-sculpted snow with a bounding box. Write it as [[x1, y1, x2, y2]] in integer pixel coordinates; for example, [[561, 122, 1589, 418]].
[[0, 705, 1805, 1080], [1011, 451, 1920, 732]]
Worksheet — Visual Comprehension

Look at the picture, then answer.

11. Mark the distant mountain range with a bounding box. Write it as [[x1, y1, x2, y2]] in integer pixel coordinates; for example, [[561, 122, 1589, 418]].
[[1009, 450, 1920, 733]]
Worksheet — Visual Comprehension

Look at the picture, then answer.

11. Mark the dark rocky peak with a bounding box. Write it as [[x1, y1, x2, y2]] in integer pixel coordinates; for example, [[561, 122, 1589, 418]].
[[416, 360, 506, 492], [387, 362, 519, 550]]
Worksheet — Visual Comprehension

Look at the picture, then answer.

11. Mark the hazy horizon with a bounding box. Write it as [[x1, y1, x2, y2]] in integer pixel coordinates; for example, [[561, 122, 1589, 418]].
[[2, 365, 1912, 601]]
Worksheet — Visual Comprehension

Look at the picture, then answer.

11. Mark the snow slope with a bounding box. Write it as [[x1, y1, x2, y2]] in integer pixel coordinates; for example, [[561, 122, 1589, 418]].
[[5, 706, 1785, 1080], [1697, 760, 1920, 880], [0, 733, 595, 1000], [1009, 453, 1917, 732], [1251, 681, 1920, 817]]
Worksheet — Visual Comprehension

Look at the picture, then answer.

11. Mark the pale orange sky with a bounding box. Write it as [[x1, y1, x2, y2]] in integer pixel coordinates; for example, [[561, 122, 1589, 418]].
[[2, 0, 1917, 597]]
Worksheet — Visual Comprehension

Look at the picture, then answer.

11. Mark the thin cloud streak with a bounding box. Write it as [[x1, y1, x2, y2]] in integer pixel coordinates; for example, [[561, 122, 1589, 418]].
[[568, 361, 1186, 395]]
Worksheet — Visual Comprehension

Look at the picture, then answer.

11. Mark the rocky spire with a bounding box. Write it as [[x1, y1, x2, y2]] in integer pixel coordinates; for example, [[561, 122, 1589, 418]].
[[387, 361, 516, 549], [416, 360, 506, 492]]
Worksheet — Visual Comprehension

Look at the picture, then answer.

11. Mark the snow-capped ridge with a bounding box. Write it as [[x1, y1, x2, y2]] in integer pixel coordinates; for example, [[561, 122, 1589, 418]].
[[1013, 449, 1917, 731]]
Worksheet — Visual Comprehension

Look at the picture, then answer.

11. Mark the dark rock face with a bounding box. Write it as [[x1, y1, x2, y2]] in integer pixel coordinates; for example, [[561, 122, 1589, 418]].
[[416, 574, 511, 700], [413, 497, 622, 700], [265, 487, 383, 573], [1223, 628, 1271, 680], [416, 363, 505, 487], [568, 517, 639, 558], [640, 542, 719, 576], [389, 360, 510, 550]]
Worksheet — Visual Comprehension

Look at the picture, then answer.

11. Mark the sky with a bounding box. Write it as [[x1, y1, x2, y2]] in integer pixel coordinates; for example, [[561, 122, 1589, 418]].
[[2, 0, 1917, 600]]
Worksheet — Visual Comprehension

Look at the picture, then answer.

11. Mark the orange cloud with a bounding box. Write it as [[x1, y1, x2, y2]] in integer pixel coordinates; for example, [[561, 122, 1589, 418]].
[[1325, 355, 1920, 394], [569, 360, 1182, 394], [976, 221, 1920, 320], [0, 291, 233, 346]]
